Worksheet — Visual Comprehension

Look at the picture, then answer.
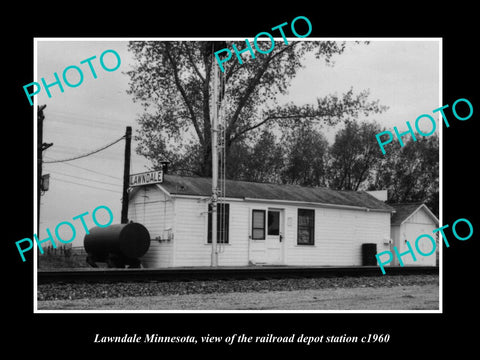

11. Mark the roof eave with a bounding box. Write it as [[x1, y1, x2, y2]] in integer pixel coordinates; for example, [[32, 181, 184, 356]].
[[400, 203, 439, 226], [159, 192, 393, 212], [243, 197, 393, 212]]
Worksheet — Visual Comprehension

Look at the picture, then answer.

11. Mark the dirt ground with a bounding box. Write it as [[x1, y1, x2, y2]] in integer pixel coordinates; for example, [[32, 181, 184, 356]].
[[37, 283, 439, 311]]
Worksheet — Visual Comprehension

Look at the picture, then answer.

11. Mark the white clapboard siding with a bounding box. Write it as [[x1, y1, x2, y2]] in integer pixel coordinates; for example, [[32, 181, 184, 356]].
[[284, 207, 391, 266], [352, 211, 391, 263], [217, 202, 249, 266], [391, 206, 438, 267], [128, 185, 174, 268], [407, 207, 434, 225], [129, 184, 394, 268], [173, 197, 210, 267], [173, 199, 250, 267], [400, 210, 437, 266]]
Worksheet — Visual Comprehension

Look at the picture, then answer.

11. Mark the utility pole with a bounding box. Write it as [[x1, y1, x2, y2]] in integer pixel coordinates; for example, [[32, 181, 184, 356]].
[[204, 41, 227, 267], [208, 41, 227, 267], [37, 105, 52, 234], [121, 126, 132, 224], [37, 105, 52, 265], [211, 56, 220, 267], [37, 105, 45, 236]]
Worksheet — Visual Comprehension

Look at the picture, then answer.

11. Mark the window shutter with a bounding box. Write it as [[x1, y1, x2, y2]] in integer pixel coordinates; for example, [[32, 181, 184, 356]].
[[208, 203, 230, 243]]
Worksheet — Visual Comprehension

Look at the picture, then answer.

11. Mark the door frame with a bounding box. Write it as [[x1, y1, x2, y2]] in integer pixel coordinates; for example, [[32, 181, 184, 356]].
[[248, 206, 285, 265]]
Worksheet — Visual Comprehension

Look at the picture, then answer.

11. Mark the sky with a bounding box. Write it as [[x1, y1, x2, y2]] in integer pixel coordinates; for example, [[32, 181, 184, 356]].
[[35, 38, 440, 247]]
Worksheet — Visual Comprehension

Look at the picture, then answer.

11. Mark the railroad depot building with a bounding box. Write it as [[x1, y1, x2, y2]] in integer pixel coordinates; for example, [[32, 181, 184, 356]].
[[127, 174, 396, 268]]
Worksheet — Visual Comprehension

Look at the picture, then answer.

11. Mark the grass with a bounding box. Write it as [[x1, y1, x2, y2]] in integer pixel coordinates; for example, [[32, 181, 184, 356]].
[[38, 246, 89, 269]]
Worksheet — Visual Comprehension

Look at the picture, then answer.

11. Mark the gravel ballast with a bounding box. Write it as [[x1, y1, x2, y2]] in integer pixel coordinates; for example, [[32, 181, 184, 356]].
[[37, 274, 438, 301]]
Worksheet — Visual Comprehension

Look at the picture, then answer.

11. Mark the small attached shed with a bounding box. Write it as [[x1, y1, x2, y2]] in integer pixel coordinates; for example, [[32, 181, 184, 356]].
[[390, 203, 439, 266], [128, 175, 394, 268]]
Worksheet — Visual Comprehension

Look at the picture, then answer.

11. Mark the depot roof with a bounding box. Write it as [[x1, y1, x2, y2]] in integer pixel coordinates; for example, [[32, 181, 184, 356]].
[[155, 175, 394, 212], [390, 203, 439, 225]]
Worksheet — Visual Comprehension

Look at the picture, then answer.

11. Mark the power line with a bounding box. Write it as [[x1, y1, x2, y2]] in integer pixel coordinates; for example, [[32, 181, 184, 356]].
[[44, 158, 123, 180], [49, 170, 120, 187], [54, 177, 122, 194], [44, 135, 125, 164], [46, 110, 124, 129]]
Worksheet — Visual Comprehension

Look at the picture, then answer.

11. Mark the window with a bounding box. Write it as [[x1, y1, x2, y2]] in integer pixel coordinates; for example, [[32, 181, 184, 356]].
[[207, 203, 229, 243], [268, 211, 280, 235], [297, 209, 315, 245], [252, 210, 266, 240]]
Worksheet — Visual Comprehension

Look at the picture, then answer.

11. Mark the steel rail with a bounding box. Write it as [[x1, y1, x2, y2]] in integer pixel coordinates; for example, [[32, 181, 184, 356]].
[[37, 266, 439, 284]]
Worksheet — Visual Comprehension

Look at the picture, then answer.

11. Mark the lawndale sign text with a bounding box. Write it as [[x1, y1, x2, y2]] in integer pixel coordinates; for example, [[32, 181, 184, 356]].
[[129, 170, 163, 187]]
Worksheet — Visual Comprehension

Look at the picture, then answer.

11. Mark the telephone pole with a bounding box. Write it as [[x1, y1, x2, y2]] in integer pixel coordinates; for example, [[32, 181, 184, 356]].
[[211, 60, 220, 267], [37, 105, 52, 234], [37, 105, 45, 235], [121, 126, 132, 224], [209, 41, 227, 267]]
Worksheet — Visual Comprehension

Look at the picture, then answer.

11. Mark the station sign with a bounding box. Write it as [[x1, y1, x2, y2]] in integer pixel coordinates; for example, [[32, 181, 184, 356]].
[[129, 170, 163, 187]]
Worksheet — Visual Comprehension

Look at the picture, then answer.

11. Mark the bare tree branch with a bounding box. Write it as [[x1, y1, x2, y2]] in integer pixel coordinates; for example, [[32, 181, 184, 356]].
[[226, 43, 300, 138], [183, 42, 205, 83], [164, 43, 205, 146]]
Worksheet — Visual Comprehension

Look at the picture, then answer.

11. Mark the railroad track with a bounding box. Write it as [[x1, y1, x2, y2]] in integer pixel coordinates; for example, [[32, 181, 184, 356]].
[[37, 265, 439, 284]]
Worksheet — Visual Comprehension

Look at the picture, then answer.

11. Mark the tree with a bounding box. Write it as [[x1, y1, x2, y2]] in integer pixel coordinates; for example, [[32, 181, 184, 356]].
[[281, 123, 329, 186], [328, 121, 385, 190], [237, 129, 285, 183], [127, 41, 387, 177], [368, 134, 439, 216]]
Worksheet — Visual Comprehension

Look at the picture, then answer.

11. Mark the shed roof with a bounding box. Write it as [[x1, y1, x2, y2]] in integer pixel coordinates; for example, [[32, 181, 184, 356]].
[[156, 175, 394, 212], [390, 203, 439, 225]]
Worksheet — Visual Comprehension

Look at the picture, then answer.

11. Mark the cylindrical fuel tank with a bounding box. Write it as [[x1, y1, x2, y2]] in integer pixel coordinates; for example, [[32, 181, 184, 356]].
[[84, 223, 150, 259]]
